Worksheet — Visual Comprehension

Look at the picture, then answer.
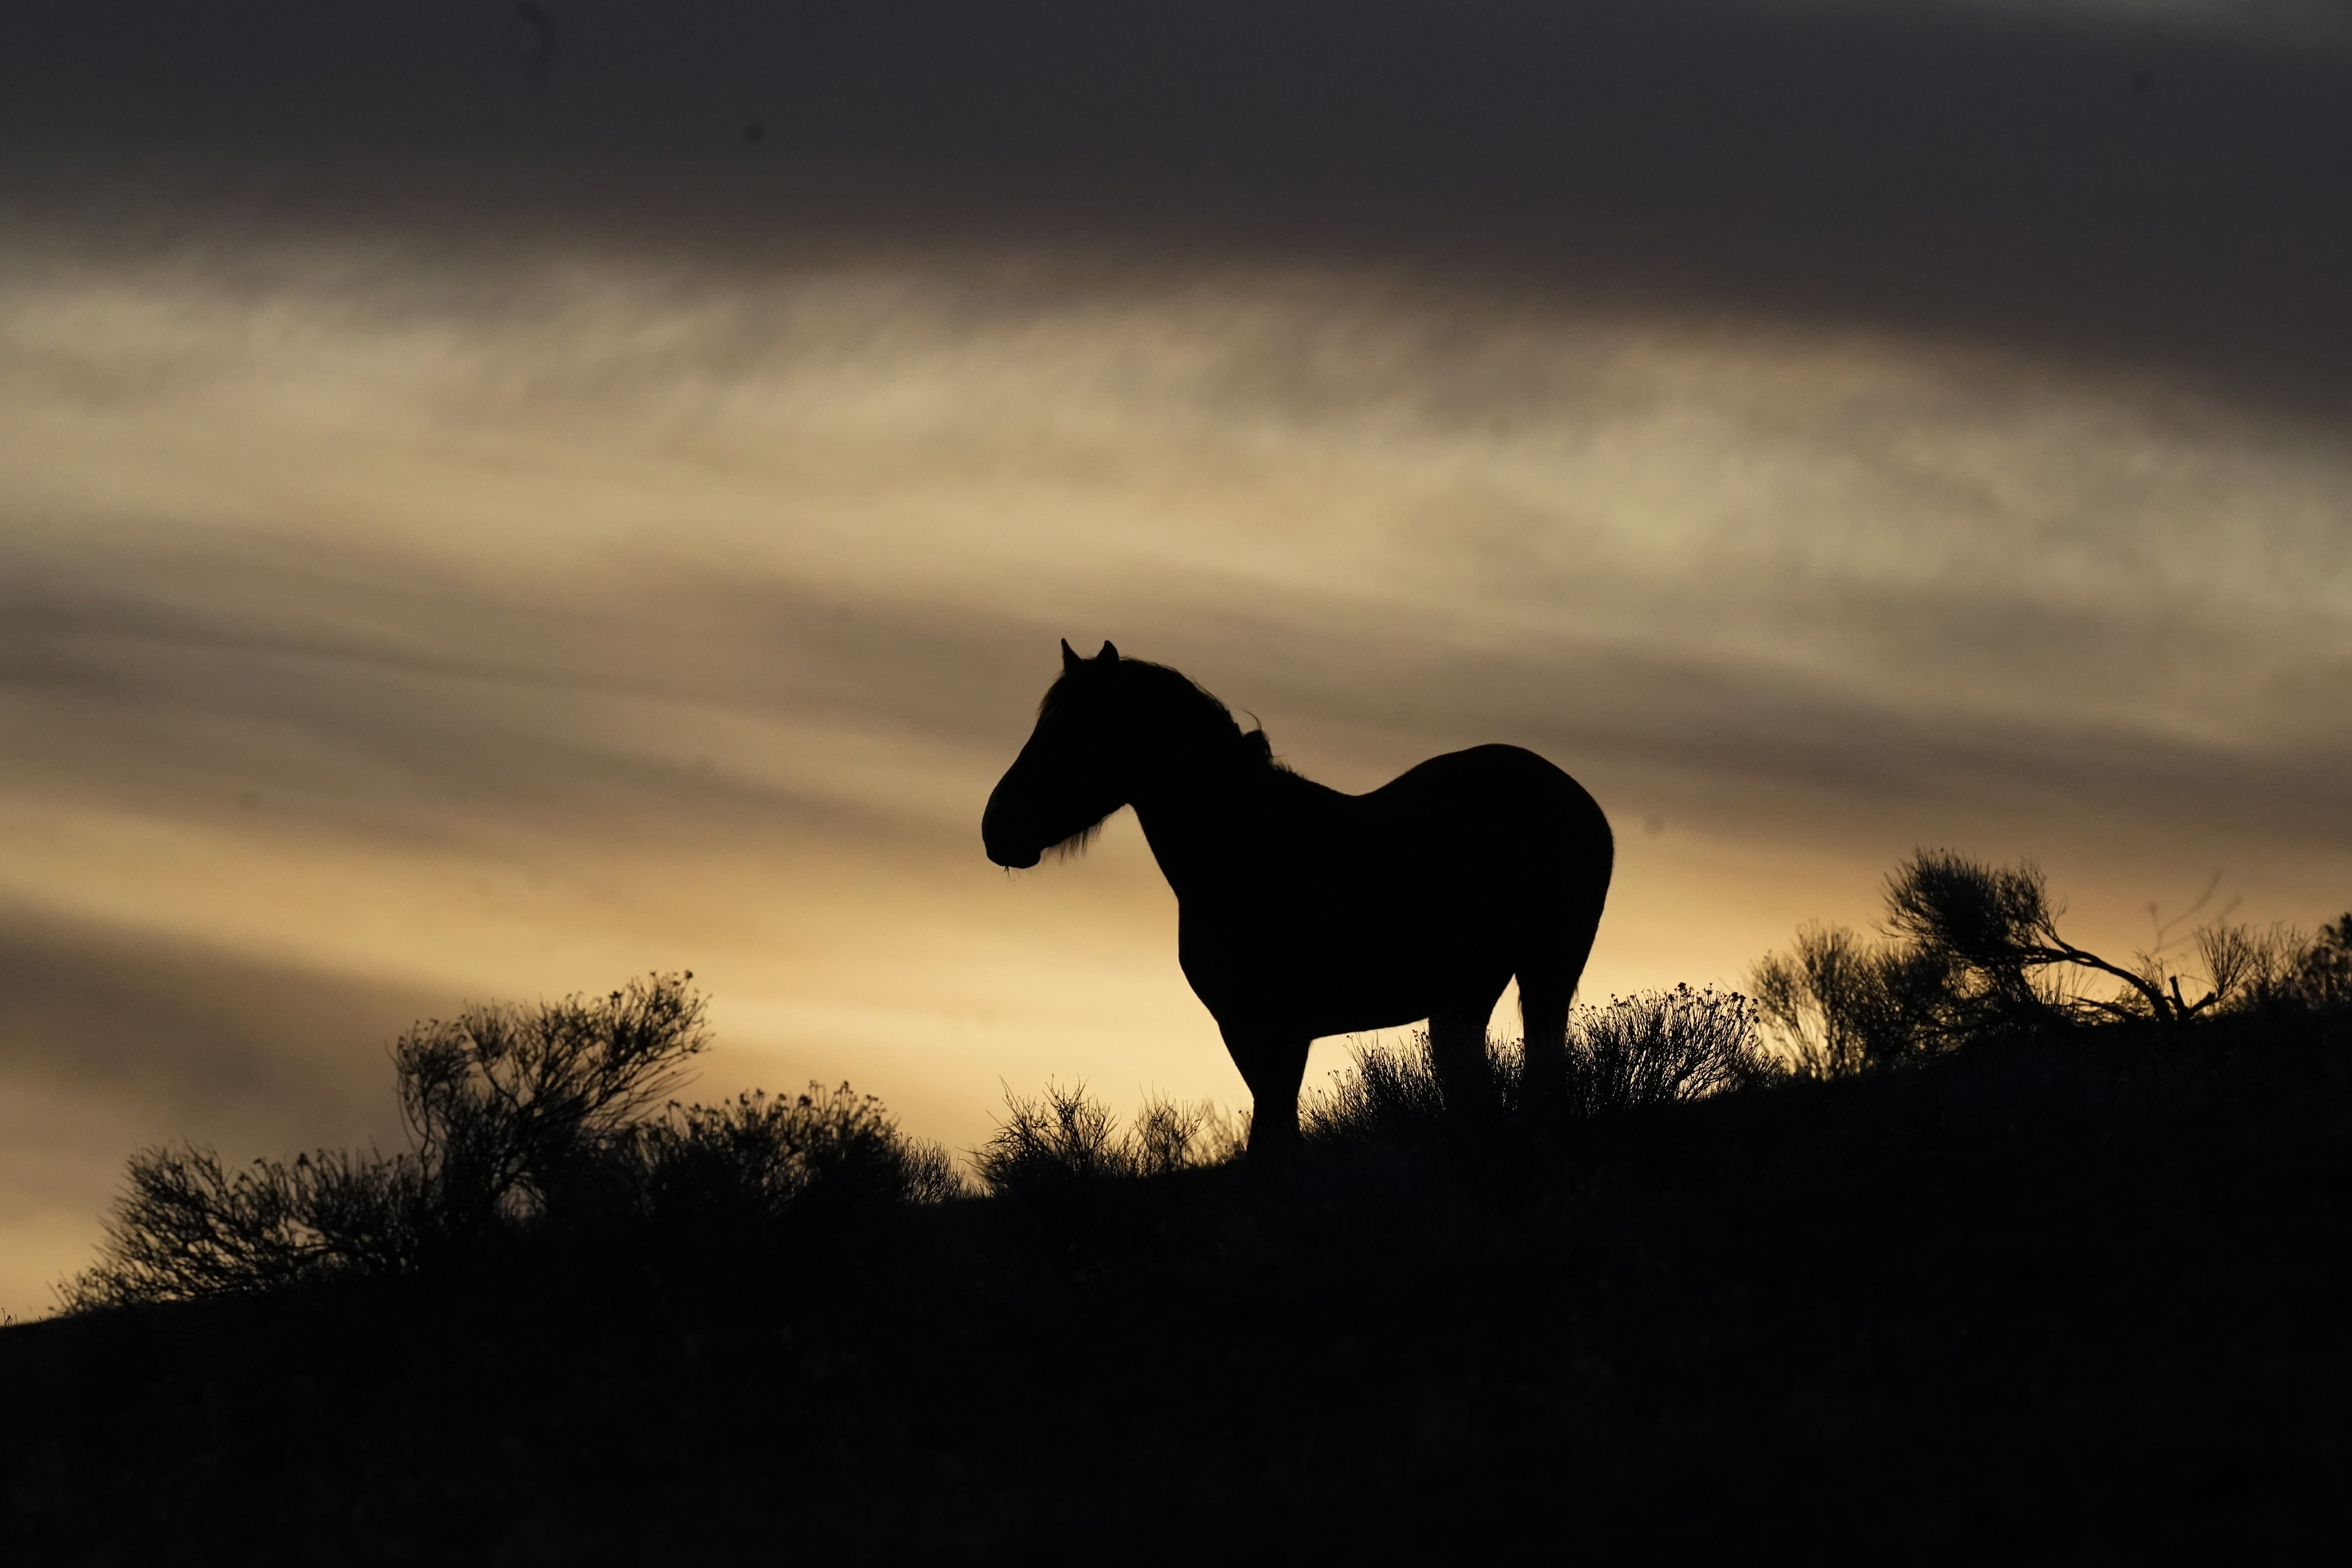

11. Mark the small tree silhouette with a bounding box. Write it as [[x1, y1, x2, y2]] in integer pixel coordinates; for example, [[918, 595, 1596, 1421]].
[[1754, 851, 2352, 1074], [63, 975, 962, 1311], [391, 973, 711, 1245], [65, 975, 711, 1308]]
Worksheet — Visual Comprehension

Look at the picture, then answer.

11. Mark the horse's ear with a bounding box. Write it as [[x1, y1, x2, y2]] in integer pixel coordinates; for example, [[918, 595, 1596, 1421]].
[[1098, 641, 1119, 662], [1061, 638, 1081, 673]]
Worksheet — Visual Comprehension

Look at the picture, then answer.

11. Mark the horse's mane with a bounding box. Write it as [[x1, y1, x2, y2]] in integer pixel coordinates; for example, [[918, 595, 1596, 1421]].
[[1037, 657, 1281, 859], [1041, 657, 1279, 765]]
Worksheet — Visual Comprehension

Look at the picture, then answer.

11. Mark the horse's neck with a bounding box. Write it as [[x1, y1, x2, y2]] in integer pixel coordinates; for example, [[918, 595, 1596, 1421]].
[[1128, 758, 1293, 903]]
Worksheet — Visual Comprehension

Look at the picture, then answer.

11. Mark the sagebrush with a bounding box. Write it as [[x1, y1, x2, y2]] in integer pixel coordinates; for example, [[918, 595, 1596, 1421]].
[[64, 857, 2344, 1310], [1305, 984, 1772, 1145], [64, 975, 958, 1309], [975, 1083, 1244, 1196], [1753, 850, 2352, 1075]]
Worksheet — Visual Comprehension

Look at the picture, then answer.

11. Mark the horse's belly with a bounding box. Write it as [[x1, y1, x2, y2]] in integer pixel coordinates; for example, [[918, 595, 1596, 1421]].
[[1177, 910, 1505, 1036]]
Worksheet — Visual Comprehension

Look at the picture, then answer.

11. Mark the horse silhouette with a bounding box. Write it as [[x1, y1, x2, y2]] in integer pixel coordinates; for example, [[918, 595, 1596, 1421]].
[[983, 641, 1614, 1156]]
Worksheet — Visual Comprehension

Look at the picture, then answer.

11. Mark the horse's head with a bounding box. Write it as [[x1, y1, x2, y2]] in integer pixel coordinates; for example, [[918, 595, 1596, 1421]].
[[983, 639, 1135, 869]]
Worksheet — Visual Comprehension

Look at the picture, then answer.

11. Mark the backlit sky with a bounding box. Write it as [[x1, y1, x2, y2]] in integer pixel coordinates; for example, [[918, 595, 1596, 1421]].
[[3, 0, 2348, 1315]]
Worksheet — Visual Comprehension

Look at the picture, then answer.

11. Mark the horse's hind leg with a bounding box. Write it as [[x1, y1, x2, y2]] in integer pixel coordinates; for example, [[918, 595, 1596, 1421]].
[[1519, 898, 1606, 1107], [1430, 999, 1503, 1122], [1517, 973, 1572, 1107]]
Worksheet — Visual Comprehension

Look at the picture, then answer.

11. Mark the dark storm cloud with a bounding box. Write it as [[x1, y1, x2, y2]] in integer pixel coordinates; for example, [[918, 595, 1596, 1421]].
[[5, 2, 2351, 409]]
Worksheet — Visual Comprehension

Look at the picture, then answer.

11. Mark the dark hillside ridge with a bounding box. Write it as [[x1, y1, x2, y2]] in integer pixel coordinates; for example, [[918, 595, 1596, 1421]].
[[5, 1016, 2346, 1563]]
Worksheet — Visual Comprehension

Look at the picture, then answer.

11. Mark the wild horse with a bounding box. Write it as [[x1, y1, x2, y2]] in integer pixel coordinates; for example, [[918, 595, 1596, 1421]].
[[983, 641, 1615, 1157]]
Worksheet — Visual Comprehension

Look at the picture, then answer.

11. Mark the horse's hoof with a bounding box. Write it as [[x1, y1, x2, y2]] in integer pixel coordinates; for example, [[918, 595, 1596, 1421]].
[[1244, 1132, 1303, 1165]]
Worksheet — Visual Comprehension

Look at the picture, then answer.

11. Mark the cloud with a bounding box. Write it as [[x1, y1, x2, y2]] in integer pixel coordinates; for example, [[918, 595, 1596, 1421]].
[[0, 906, 432, 1131], [3, 236, 2343, 894], [0, 905, 455, 1317], [6, 2, 2352, 409]]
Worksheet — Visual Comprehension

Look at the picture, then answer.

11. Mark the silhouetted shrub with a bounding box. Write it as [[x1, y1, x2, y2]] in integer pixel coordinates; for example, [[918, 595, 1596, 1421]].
[[974, 1083, 1242, 1196], [2301, 914, 2352, 1007], [64, 975, 958, 1310], [1751, 921, 1959, 1075], [57, 1145, 432, 1309], [2201, 913, 2352, 1017], [1564, 985, 1776, 1116], [628, 1085, 964, 1230], [391, 973, 713, 1244], [1754, 851, 2352, 1074], [1302, 1032, 1452, 1146], [1128, 1094, 1247, 1176], [1305, 985, 1772, 1145]]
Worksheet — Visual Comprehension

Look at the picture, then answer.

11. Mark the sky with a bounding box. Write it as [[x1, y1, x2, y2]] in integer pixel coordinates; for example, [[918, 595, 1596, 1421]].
[[2, 0, 2348, 1316]]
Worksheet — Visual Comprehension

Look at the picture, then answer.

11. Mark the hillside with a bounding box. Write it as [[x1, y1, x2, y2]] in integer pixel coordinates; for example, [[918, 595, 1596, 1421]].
[[4, 1013, 2345, 1563]]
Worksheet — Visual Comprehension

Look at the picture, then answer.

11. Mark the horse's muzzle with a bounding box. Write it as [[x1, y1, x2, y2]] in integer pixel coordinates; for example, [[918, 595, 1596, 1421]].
[[981, 787, 1038, 867]]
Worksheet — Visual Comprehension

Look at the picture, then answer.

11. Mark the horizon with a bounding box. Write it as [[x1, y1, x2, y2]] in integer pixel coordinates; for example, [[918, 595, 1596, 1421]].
[[4, 0, 2349, 1318]]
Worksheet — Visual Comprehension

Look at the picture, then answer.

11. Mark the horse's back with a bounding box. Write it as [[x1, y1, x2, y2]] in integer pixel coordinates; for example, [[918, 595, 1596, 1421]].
[[1374, 742, 1586, 797], [1368, 745, 1608, 844], [1344, 743, 1612, 909]]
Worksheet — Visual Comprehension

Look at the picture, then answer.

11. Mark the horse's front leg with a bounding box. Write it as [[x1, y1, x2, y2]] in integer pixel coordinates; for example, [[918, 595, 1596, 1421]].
[[1218, 1021, 1311, 1160]]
